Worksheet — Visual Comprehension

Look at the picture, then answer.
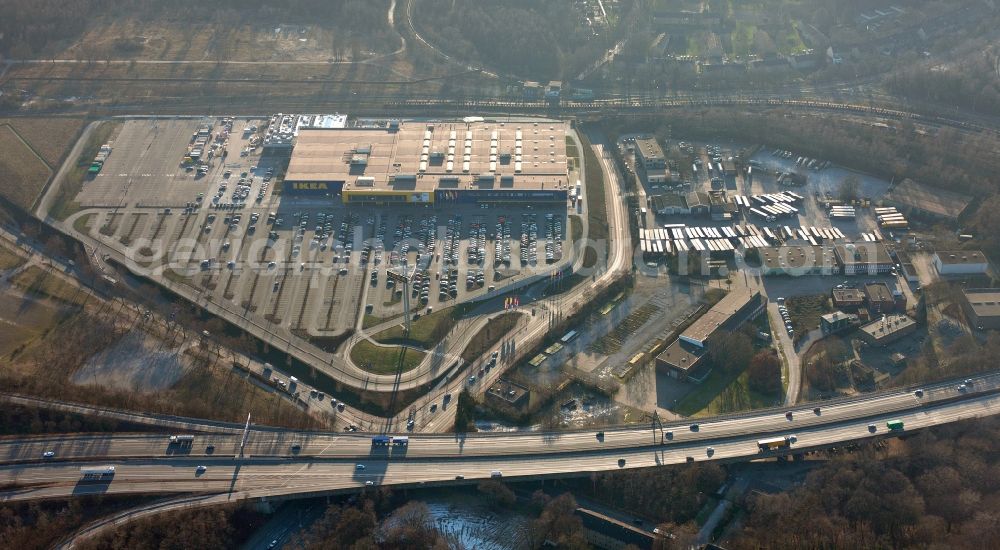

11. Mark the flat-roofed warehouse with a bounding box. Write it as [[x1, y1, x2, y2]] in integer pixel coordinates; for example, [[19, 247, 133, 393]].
[[962, 289, 1000, 330], [283, 120, 571, 205]]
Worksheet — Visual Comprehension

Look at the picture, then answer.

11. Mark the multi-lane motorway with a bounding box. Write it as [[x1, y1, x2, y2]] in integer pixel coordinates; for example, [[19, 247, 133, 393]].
[[3, 372, 998, 510]]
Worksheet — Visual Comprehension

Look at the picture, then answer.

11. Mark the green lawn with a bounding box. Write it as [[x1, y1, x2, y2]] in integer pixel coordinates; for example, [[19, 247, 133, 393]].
[[675, 364, 783, 418], [777, 24, 807, 54], [10, 266, 89, 306], [72, 213, 96, 235], [349, 340, 426, 375], [461, 312, 521, 364], [0, 244, 26, 270], [785, 294, 832, 335], [372, 306, 457, 349], [50, 122, 118, 221], [569, 215, 583, 242], [731, 22, 756, 57]]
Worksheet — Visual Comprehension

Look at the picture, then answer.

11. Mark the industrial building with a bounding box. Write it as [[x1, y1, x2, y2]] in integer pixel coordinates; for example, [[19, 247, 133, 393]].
[[282, 120, 570, 205], [864, 282, 905, 314], [486, 379, 530, 412], [884, 179, 973, 223], [686, 191, 712, 216], [655, 338, 709, 383], [759, 246, 837, 276], [832, 288, 865, 310], [859, 314, 917, 346], [961, 289, 1000, 331], [834, 242, 893, 276], [657, 288, 765, 382], [634, 137, 668, 184], [651, 193, 689, 215], [933, 250, 989, 276], [821, 311, 860, 336]]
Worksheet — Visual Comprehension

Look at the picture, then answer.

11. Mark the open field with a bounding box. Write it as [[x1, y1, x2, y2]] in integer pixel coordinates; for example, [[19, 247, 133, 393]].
[[0, 244, 26, 270], [373, 307, 459, 349], [0, 292, 68, 360], [49, 121, 118, 221], [0, 125, 53, 210], [1, 54, 486, 114], [461, 312, 522, 365], [349, 340, 426, 376], [0, 118, 85, 167], [9, 266, 91, 306], [785, 294, 832, 335], [61, 20, 398, 63], [673, 362, 782, 418]]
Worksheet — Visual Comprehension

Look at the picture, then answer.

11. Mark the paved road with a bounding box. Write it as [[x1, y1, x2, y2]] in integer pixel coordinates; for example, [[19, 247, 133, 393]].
[[3, 372, 996, 494], [37, 122, 595, 403], [2, 371, 986, 547]]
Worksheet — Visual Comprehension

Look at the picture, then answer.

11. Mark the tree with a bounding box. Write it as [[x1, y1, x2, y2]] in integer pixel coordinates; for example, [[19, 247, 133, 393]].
[[531, 493, 589, 549], [747, 350, 782, 395], [478, 480, 516, 508], [379, 501, 447, 550], [838, 174, 861, 202], [708, 331, 753, 374]]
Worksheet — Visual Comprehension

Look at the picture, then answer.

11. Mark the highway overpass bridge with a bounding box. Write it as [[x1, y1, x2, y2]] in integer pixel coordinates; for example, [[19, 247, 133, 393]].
[[1, 373, 998, 509]]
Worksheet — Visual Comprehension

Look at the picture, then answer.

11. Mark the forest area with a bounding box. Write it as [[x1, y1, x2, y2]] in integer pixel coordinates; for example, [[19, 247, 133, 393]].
[[0, 0, 391, 57], [411, 0, 627, 80], [886, 53, 1000, 118], [731, 416, 1000, 549]]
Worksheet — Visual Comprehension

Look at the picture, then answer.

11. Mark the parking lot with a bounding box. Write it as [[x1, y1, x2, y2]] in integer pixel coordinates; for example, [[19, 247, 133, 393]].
[[72, 119, 575, 341]]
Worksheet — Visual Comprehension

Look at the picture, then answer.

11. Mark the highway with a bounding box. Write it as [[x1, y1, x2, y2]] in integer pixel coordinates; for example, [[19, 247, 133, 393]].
[[2, 372, 998, 506], [0, 371, 992, 549]]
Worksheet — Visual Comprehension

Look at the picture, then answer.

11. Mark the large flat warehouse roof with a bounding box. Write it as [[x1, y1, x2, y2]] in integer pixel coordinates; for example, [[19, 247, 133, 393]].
[[284, 120, 570, 194]]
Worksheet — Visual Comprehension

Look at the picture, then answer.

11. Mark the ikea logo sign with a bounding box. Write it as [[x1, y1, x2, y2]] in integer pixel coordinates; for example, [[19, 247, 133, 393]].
[[292, 182, 330, 191]]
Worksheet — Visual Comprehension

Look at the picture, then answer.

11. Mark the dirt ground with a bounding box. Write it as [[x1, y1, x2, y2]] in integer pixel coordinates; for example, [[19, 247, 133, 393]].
[[73, 329, 192, 392], [0, 291, 68, 361]]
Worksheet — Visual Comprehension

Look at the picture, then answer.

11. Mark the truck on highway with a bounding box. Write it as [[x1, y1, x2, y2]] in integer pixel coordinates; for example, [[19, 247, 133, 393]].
[[169, 435, 195, 446], [757, 436, 791, 452], [886, 420, 905, 431], [80, 466, 116, 480]]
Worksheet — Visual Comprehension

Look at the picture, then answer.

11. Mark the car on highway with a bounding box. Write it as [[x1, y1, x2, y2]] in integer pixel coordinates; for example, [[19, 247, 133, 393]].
[[196, 465, 207, 473], [454, 475, 465, 480], [356, 464, 365, 470], [690, 424, 699, 431], [42, 451, 55, 459], [205, 445, 215, 454], [813, 407, 821, 415], [268, 540, 278, 549], [618, 458, 626, 467], [365, 480, 375, 486], [868, 424, 877, 433], [915, 389, 924, 397], [706, 447, 715, 456], [490, 470, 502, 478], [785, 411, 793, 420]]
